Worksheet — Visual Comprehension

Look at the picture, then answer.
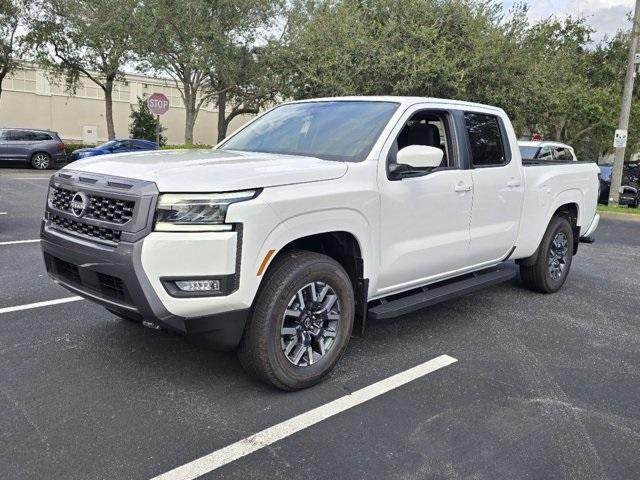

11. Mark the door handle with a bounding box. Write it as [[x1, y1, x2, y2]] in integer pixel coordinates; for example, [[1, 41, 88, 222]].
[[507, 178, 521, 188], [454, 182, 472, 192]]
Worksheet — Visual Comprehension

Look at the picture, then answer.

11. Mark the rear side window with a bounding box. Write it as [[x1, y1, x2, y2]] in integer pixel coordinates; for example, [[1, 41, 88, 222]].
[[464, 113, 506, 167], [32, 132, 53, 141], [553, 147, 572, 161]]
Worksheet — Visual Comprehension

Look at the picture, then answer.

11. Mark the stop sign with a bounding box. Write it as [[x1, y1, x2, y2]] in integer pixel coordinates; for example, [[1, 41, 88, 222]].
[[147, 93, 169, 115]]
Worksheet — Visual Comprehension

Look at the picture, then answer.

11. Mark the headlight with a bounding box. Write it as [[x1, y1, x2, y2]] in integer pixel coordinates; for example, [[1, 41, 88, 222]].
[[154, 190, 258, 232]]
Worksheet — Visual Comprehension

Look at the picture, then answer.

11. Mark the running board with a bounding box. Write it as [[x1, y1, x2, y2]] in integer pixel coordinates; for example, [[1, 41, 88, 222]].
[[368, 266, 518, 320]]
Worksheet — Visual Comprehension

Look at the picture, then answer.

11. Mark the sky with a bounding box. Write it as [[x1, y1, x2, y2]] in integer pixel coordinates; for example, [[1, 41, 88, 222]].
[[502, 0, 634, 42]]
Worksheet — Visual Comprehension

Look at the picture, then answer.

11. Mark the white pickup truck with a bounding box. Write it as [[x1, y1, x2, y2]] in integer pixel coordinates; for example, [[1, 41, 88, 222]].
[[41, 96, 600, 390]]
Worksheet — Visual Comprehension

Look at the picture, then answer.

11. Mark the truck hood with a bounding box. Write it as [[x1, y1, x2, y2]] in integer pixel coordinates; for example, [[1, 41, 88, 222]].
[[65, 149, 348, 191]]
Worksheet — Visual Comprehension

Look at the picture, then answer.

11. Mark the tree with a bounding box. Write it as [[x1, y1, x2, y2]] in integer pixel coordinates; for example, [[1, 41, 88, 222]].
[[279, 0, 635, 161], [30, 0, 140, 139], [208, 44, 282, 142], [0, 0, 30, 105], [138, 0, 282, 144], [129, 96, 166, 146]]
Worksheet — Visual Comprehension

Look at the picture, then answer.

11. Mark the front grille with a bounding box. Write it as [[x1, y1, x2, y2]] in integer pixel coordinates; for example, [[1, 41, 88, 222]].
[[45, 253, 132, 306], [50, 214, 121, 244], [50, 186, 134, 224]]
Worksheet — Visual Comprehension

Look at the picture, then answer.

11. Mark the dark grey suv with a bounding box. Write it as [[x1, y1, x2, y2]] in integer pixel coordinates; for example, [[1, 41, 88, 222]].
[[0, 128, 67, 169]]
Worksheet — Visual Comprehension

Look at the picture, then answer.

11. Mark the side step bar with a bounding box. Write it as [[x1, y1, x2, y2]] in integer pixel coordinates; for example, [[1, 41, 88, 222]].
[[368, 265, 518, 320]]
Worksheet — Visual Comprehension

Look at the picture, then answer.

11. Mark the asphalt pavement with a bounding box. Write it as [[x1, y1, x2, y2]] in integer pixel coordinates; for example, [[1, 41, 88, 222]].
[[1, 168, 639, 480]]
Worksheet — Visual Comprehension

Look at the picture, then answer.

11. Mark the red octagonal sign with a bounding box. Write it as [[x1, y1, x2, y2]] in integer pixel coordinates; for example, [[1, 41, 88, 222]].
[[147, 93, 169, 115]]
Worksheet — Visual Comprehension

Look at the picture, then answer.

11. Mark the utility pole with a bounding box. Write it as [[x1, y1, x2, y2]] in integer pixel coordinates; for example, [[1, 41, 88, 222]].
[[610, 0, 640, 205]]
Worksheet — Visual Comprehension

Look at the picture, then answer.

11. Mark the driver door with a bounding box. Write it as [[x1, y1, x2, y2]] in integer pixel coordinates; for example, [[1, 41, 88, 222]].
[[375, 106, 473, 297]]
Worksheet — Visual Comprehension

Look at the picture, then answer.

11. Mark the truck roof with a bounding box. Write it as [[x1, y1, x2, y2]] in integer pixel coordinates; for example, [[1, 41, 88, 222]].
[[288, 96, 505, 114]]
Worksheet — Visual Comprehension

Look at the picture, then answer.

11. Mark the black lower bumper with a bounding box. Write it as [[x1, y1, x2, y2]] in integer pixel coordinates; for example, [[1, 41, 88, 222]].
[[40, 222, 247, 350]]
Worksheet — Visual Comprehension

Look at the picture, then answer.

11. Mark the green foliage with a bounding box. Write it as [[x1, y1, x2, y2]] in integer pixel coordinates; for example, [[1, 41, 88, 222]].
[[63, 143, 95, 156], [0, 0, 30, 101], [136, 0, 283, 143], [129, 96, 166, 146], [279, 0, 636, 161], [597, 204, 640, 216], [29, 0, 141, 139], [160, 144, 212, 150]]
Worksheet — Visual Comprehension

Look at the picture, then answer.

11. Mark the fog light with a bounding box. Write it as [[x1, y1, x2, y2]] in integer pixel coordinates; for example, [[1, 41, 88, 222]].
[[174, 279, 221, 292]]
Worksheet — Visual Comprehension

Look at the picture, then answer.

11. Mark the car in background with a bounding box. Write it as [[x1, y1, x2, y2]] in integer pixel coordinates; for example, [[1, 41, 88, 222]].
[[0, 128, 67, 169], [518, 141, 578, 162], [70, 139, 158, 162], [598, 163, 640, 207]]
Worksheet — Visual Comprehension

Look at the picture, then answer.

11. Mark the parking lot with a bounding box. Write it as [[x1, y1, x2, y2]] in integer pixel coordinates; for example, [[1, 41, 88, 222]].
[[1, 168, 639, 480]]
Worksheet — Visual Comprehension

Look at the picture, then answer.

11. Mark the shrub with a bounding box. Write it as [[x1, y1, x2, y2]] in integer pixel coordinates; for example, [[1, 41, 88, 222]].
[[64, 143, 94, 156]]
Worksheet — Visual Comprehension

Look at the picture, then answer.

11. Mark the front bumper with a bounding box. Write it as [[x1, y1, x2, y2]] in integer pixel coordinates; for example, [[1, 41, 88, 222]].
[[41, 223, 248, 350]]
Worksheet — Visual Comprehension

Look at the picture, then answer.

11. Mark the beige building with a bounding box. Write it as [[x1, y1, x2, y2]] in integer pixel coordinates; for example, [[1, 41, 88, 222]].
[[0, 63, 249, 145]]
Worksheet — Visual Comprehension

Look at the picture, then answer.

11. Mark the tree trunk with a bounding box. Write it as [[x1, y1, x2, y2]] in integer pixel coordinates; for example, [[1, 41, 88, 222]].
[[217, 91, 228, 143], [104, 77, 116, 140]]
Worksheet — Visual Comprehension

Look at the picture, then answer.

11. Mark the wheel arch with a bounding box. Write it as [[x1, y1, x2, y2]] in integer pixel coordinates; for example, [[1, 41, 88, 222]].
[[517, 201, 580, 266]]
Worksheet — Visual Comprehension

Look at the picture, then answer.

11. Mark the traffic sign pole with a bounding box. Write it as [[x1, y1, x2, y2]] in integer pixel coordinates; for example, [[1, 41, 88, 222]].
[[609, 0, 640, 206]]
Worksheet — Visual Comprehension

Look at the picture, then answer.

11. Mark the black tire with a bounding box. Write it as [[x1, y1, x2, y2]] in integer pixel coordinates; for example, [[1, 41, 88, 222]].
[[520, 216, 574, 294], [238, 250, 355, 391], [31, 152, 52, 170]]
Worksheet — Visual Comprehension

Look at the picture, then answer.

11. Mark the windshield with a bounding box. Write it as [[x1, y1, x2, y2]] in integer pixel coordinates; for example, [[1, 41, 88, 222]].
[[97, 140, 117, 150], [519, 146, 539, 160], [219, 101, 399, 162]]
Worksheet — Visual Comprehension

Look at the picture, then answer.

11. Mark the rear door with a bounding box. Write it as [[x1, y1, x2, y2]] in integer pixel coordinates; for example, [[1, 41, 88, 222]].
[[465, 111, 524, 266]]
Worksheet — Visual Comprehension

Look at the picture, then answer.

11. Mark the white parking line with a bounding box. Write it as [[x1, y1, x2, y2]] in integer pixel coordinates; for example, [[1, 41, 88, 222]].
[[0, 296, 83, 314], [0, 239, 40, 246], [149, 354, 458, 480], [10, 177, 52, 180], [0, 212, 7, 215]]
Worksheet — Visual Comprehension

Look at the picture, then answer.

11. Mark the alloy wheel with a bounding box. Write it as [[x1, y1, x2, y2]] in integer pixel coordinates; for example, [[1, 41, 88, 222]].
[[280, 281, 340, 367], [32, 154, 50, 169], [548, 231, 569, 280]]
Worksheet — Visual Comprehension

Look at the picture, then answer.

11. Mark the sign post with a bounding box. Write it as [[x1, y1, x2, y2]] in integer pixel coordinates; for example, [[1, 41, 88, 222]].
[[147, 93, 170, 146]]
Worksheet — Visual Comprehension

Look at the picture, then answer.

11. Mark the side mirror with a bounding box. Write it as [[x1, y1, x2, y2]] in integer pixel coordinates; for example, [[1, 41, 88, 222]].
[[396, 145, 444, 171]]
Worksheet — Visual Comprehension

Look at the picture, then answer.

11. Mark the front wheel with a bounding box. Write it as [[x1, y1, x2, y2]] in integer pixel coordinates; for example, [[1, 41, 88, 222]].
[[520, 216, 574, 293], [238, 250, 354, 390], [31, 152, 52, 170]]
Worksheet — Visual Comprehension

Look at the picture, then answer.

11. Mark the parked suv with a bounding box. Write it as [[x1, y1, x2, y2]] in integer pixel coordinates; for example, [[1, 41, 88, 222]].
[[0, 128, 67, 169]]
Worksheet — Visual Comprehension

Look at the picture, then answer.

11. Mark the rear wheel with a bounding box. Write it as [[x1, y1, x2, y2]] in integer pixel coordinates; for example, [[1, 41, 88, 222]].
[[31, 152, 51, 170], [520, 216, 574, 293], [238, 250, 354, 390]]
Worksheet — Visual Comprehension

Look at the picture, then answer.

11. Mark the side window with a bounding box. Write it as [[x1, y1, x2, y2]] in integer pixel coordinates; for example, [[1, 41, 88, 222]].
[[33, 132, 53, 141], [394, 110, 455, 168], [553, 147, 572, 161], [6, 130, 27, 141], [537, 146, 554, 161], [464, 113, 506, 167]]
